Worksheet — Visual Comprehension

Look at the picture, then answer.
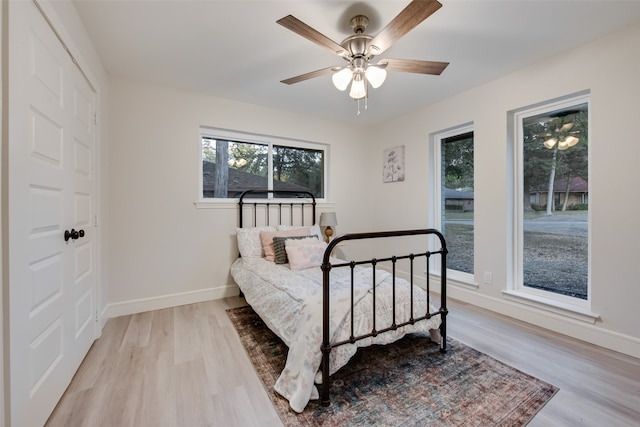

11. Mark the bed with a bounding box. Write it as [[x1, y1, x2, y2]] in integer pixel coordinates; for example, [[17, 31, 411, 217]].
[[230, 190, 448, 413]]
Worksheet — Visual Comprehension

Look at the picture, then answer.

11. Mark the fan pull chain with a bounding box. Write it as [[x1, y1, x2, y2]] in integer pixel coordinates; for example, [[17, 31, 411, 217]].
[[357, 98, 361, 116]]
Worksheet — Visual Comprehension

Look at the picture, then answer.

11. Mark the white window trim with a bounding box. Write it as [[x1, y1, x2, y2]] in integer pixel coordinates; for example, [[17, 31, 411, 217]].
[[430, 122, 475, 285], [508, 92, 593, 315], [502, 289, 599, 323], [196, 126, 329, 206]]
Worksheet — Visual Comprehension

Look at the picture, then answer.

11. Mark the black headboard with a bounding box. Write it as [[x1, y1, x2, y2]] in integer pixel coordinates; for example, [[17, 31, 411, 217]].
[[238, 190, 317, 228]]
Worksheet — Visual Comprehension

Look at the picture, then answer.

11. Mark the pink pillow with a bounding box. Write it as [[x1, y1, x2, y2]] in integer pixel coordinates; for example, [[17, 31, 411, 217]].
[[286, 240, 327, 270], [260, 227, 310, 262]]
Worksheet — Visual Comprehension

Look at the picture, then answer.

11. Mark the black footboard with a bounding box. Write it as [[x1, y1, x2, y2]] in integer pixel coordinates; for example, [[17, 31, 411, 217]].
[[319, 229, 448, 407]]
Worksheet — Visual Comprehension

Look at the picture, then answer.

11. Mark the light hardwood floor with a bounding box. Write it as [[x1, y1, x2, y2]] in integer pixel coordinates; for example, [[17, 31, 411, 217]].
[[46, 297, 640, 427]]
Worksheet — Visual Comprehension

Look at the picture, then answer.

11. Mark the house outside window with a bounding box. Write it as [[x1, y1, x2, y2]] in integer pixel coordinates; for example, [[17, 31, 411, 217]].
[[200, 128, 326, 199], [511, 95, 590, 305]]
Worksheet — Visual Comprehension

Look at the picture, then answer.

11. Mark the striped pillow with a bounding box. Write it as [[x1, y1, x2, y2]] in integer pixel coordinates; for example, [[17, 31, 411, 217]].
[[273, 236, 316, 264], [259, 228, 310, 262]]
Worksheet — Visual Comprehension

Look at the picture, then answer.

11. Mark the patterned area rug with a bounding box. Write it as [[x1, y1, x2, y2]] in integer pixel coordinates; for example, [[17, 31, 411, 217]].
[[227, 305, 558, 426]]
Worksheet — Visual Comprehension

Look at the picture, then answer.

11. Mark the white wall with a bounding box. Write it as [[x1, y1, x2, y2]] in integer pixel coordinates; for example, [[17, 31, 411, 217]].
[[1, 2, 5, 425], [105, 20, 640, 358], [106, 78, 371, 315], [368, 22, 640, 357]]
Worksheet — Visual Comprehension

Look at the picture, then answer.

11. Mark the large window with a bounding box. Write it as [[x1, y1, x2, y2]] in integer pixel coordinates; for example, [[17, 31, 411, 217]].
[[200, 128, 326, 199], [434, 125, 474, 281], [513, 95, 589, 303]]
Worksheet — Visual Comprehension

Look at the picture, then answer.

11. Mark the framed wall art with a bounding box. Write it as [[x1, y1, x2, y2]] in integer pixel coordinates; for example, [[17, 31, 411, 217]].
[[383, 145, 405, 183]]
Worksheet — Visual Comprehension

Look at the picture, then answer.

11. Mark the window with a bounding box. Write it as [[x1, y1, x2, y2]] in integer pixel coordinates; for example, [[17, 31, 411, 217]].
[[433, 125, 474, 282], [200, 128, 326, 199], [512, 95, 589, 304]]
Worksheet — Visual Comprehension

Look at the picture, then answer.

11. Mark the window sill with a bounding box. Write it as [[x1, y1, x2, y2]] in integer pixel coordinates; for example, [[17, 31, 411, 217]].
[[193, 199, 334, 209], [193, 200, 236, 209], [445, 269, 478, 290], [427, 272, 478, 291], [449, 277, 479, 290], [502, 290, 600, 324]]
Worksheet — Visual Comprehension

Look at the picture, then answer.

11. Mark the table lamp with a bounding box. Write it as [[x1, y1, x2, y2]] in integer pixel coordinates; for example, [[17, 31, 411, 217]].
[[319, 212, 337, 243]]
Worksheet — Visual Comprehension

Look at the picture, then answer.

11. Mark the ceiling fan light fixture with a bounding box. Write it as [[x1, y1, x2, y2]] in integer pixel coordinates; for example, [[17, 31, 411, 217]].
[[349, 74, 367, 99], [560, 122, 575, 132], [277, 1, 449, 114], [543, 138, 557, 149], [365, 65, 387, 88], [332, 67, 353, 91], [565, 135, 579, 147]]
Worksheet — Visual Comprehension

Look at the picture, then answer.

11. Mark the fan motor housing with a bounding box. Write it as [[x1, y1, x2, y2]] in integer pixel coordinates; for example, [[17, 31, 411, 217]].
[[350, 15, 369, 33], [342, 15, 375, 59], [341, 34, 373, 58]]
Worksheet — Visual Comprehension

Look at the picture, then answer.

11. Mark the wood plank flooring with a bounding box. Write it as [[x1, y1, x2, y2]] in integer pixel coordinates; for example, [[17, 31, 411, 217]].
[[45, 297, 640, 427]]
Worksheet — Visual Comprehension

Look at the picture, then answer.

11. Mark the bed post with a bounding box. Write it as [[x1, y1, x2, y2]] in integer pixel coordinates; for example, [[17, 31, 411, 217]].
[[320, 254, 332, 406], [435, 230, 448, 353]]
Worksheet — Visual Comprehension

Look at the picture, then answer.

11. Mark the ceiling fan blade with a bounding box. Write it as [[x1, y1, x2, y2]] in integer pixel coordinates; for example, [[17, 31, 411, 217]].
[[369, 0, 443, 56], [281, 66, 337, 85], [381, 58, 449, 75], [277, 15, 348, 57]]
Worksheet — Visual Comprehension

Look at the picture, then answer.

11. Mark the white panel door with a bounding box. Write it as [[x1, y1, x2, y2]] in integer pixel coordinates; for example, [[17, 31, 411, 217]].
[[8, 2, 97, 426]]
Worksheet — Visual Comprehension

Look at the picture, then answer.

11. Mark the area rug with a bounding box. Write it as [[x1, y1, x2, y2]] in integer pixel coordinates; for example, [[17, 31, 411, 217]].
[[227, 305, 558, 426]]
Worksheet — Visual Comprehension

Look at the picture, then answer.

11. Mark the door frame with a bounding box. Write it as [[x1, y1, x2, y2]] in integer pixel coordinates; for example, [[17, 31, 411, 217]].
[[32, 0, 104, 332], [2, 1, 104, 425]]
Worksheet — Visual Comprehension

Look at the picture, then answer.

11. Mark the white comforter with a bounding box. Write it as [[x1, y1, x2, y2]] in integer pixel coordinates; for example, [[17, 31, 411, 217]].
[[230, 257, 442, 413]]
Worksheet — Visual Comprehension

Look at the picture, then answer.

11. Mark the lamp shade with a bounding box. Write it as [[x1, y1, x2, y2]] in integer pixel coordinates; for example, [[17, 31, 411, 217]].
[[365, 65, 387, 88], [560, 122, 575, 132], [319, 212, 337, 227], [349, 76, 366, 99], [565, 136, 579, 147], [332, 68, 353, 91]]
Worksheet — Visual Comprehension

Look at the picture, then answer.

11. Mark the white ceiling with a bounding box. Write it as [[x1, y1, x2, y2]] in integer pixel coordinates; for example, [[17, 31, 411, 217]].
[[72, 0, 640, 126]]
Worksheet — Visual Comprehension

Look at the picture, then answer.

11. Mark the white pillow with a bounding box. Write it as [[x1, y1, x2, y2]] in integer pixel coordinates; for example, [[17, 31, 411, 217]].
[[285, 239, 327, 270], [277, 224, 323, 241], [273, 236, 318, 264], [236, 226, 276, 258]]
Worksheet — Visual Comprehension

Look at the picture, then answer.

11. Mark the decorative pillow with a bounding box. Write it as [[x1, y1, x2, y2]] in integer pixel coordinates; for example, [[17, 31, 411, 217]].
[[260, 227, 311, 262], [286, 240, 327, 271], [277, 224, 323, 241], [236, 226, 276, 258], [273, 236, 318, 264]]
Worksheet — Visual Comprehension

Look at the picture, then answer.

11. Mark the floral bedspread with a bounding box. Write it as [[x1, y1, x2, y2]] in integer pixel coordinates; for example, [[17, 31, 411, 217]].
[[230, 257, 442, 413]]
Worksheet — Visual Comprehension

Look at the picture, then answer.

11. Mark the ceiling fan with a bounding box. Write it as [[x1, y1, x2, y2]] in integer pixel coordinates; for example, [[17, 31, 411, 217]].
[[277, 0, 449, 110], [543, 119, 581, 151]]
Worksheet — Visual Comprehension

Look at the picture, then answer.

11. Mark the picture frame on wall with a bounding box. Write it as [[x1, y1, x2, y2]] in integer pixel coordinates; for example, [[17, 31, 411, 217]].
[[383, 145, 405, 183]]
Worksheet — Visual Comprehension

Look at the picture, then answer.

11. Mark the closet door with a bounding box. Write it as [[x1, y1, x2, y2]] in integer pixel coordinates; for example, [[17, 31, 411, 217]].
[[7, 2, 97, 426]]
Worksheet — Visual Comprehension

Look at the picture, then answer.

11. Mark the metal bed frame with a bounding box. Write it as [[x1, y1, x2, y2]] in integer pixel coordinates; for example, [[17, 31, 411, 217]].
[[321, 230, 448, 406], [238, 189, 316, 229], [237, 190, 448, 407]]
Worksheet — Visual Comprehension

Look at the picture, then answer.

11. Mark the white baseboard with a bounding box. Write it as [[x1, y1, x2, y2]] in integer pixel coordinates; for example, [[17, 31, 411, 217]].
[[104, 285, 239, 318], [446, 284, 640, 359]]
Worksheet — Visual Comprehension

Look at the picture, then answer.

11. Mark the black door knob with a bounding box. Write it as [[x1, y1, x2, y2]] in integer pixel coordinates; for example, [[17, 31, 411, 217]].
[[64, 229, 80, 241]]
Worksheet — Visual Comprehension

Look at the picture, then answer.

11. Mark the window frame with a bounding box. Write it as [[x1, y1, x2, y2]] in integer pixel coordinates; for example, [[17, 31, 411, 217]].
[[197, 126, 329, 204], [431, 123, 475, 285], [508, 93, 592, 313]]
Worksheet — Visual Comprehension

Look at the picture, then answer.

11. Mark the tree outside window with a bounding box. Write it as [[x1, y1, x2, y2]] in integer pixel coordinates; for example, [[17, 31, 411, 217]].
[[520, 101, 589, 300], [201, 136, 324, 199], [439, 129, 474, 277]]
